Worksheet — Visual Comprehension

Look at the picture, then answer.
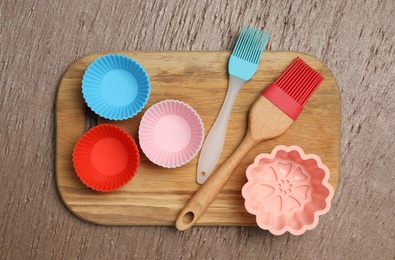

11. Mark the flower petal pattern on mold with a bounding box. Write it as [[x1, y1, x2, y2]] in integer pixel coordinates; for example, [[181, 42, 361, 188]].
[[249, 159, 312, 215]]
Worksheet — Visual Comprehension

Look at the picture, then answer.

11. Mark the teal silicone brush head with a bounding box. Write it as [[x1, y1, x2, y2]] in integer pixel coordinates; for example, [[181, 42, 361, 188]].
[[228, 25, 270, 81]]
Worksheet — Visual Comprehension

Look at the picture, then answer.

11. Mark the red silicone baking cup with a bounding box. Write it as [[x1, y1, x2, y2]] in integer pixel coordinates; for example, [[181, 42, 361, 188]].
[[72, 124, 140, 192]]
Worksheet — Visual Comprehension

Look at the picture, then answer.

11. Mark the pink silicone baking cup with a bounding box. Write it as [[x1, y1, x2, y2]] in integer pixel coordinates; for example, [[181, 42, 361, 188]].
[[242, 145, 334, 235], [72, 124, 140, 192], [138, 100, 204, 168]]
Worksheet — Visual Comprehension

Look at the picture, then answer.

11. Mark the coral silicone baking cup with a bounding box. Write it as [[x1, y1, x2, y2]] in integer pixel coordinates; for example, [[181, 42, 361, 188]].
[[82, 54, 150, 120], [242, 145, 334, 235], [72, 124, 140, 192], [139, 100, 204, 168]]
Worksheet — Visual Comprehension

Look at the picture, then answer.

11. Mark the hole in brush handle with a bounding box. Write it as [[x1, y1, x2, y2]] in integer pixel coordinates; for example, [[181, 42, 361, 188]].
[[176, 200, 204, 230], [182, 212, 195, 225], [176, 210, 197, 231]]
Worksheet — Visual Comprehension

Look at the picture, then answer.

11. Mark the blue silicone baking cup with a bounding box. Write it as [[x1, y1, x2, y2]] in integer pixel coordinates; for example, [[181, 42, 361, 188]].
[[82, 54, 151, 120]]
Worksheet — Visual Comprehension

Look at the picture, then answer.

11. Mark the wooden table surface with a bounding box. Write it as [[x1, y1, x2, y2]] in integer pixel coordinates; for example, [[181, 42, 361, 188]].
[[1, 0, 394, 259]]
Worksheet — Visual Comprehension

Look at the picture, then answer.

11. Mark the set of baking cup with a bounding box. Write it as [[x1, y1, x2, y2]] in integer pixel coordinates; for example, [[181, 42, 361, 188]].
[[73, 55, 205, 191], [73, 54, 151, 192]]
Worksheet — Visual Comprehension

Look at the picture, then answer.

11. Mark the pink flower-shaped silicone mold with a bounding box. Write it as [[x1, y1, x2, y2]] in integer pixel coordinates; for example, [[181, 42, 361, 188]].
[[242, 145, 334, 235]]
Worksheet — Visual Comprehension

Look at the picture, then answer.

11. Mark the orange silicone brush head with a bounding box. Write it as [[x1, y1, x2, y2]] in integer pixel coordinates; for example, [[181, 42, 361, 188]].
[[262, 57, 324, 120]]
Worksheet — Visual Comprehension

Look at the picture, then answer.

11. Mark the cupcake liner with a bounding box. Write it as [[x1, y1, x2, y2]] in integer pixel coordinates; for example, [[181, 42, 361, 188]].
[[72, 124, 140, 192], [139, 100, 204, 168], [82, 54, 150, 120]]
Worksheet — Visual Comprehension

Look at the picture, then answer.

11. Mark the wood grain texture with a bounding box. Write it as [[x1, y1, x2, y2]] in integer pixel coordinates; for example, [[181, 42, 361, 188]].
[[1, 0, 395, 259], [57, 51, 339, 227]]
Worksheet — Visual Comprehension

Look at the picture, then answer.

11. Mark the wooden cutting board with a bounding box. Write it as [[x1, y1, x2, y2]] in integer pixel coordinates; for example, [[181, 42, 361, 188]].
[[56, 51, 340, 226]]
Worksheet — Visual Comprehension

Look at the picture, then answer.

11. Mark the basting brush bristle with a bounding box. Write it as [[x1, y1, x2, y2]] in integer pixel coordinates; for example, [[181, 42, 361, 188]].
[[263, 57, 324, 120], [275, 57, 324, 106], [228, 26, 270, 81], [232, 25, 271, 64]]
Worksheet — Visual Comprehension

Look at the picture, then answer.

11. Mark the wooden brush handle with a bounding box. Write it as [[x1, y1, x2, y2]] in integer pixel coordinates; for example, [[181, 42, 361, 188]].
[[175, 96, 295, 230], [176, 131, 258, 231]]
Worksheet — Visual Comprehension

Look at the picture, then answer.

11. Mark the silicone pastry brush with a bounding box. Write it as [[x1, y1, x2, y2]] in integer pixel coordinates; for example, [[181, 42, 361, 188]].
[[176, 57, 324, 230], [197, 25, 270, 184]]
